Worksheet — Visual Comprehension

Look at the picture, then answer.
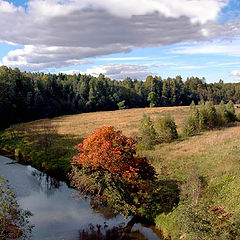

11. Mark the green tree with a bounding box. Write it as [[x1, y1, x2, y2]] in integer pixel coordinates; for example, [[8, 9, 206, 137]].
[[117, 100, 126, 110], [155, 114, 178, 143], [216, 100, 228, 126], [147, 91, 158, 108], [225, 100, 236, 122], [199, 101, 217, 130], [183, 101, 200, 136], [138, 114, 156, 150]]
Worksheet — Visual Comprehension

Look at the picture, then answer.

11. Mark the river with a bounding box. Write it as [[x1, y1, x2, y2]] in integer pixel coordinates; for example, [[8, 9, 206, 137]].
[[0, 156, 162, 240]]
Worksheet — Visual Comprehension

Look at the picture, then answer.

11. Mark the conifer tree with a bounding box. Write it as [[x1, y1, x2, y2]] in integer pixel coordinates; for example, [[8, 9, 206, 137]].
[[138, 114, 156, 150], [155, 114, 178, 143]]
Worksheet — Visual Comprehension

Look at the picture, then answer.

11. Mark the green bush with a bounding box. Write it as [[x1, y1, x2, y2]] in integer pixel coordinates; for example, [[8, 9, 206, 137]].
[[216, 100, 228, 126], [184, 101, 237, 137], [150, 103, 155, 108], [155, 114, 178, 143], [137, 114, 156, 150], [199, 101, 217, 130], [225, 100, 236, 122], [183, 101, 200, 136]]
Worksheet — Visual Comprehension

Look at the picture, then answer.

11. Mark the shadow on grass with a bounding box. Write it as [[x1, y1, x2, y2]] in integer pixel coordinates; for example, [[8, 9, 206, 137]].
[[0, 122, 84, 182]]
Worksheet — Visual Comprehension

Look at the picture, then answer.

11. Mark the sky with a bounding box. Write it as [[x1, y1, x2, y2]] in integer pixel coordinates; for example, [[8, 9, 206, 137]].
[[1, 0, 240, 83]]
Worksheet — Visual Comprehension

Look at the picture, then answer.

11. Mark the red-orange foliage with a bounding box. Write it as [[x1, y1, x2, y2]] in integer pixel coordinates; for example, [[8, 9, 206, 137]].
[[71, 126, 154, 183], [70, 126, 157, 217]]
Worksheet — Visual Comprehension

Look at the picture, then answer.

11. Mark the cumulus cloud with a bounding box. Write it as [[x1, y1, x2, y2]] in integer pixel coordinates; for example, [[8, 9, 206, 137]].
[[0, 0, 234, 70], [61, 64, 156, 80]]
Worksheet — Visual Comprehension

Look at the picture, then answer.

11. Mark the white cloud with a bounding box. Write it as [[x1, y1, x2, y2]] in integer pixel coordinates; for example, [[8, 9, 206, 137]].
[[61, 64, 156, 80], [0, 0, 234, 70], [230, 70, 240, 76], [0, 0, 23, 13], [26, 0, 227, 24], [171, 38, 240, 56]]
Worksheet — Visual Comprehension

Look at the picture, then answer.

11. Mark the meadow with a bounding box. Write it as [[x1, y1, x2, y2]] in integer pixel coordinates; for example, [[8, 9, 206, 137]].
[[1, 105, 240, 239], [48, 106, 189, 137]]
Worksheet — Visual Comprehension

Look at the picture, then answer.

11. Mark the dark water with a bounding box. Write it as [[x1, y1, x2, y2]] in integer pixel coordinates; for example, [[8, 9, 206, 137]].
[[0, 156, 161, 240]]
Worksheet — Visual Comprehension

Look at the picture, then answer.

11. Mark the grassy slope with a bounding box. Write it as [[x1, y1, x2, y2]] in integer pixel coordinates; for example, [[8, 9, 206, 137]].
[[1, 106, 240, 238], [50, 106, 189, 138], [140, 122, 240, 238], [0, 106, 188, 179]]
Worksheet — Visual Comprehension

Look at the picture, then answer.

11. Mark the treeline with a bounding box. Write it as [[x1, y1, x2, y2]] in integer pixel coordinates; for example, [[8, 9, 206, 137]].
[[1, 65, 240, 129]]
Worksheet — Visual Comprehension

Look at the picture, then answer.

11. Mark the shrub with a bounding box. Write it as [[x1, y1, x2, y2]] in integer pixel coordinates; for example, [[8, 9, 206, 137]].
[[225, 100, 236, 122], [137, 114, 156, 150], [155, 114, 178, 143], [199, 101, 217, 130], [185, 101, 237, 137], [183, 101, 200, 136], [216, 100, 228, 126]]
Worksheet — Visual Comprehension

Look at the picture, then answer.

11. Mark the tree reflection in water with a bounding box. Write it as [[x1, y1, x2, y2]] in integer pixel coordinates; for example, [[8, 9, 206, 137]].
[[78, 222, 148, 240], [30, 169, 61, 196]]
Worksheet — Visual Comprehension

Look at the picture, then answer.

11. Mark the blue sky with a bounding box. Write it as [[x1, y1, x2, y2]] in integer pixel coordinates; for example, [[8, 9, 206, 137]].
[[1, 0, 240, 83]]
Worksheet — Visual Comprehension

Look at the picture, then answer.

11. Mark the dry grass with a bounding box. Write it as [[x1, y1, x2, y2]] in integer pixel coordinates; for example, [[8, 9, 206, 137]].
[[24, 106, 190, 138], [14, 106, 240, 181]]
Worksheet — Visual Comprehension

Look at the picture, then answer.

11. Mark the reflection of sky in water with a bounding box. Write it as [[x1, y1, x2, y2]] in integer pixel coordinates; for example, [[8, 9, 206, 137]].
[[0, 156, 161, 240]]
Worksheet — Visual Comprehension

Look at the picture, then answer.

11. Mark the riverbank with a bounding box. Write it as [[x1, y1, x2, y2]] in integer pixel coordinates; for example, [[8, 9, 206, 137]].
[[0, 124, 81, 181], [0, 106, 189, 180]]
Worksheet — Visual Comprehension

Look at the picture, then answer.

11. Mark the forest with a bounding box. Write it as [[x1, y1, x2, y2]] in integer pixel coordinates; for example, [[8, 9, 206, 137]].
[[1, 65, 240, 130]]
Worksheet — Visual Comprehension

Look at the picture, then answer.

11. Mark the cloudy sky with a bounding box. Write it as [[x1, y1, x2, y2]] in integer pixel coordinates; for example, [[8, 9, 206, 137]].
[[1, 0, 240, 82]]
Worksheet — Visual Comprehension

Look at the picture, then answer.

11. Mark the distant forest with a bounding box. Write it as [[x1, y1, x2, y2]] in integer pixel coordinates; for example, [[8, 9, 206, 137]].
[[1, 65, 240, 130]]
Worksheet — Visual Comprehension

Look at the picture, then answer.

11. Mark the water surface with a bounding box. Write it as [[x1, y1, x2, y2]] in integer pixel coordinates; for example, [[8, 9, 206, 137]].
[[0, 156, 161, 240]]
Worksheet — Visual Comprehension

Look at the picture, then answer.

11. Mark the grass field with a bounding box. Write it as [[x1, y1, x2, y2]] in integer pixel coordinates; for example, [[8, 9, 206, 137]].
[[1, 105, 240, 239], [34, 106, 190, 138]]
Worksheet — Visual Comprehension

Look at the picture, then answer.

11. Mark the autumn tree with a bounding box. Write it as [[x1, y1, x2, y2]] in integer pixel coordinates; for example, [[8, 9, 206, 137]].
[[70, 126, 156, 218]]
